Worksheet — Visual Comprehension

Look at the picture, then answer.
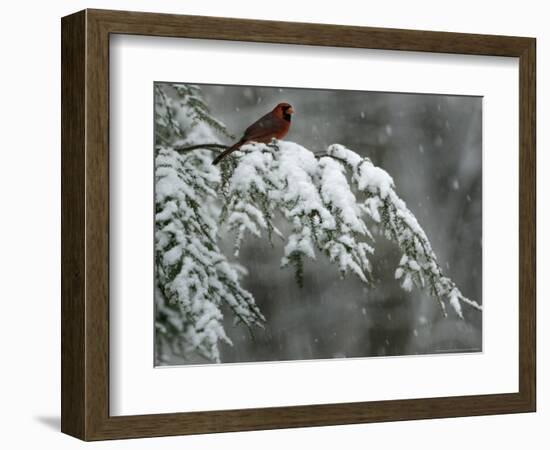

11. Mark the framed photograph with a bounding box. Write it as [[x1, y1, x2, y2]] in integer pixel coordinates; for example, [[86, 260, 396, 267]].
[[61, 9, 536, 440]]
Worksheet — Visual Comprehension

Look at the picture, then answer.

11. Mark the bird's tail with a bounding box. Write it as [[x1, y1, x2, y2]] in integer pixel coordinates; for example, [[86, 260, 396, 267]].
[[212, 140, 245, 165]]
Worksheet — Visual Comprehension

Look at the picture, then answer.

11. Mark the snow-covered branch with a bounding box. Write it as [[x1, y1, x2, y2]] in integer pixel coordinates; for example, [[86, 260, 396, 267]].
[[154, 83, 264, 363], [155, 147, 264, 363], [325, 144, 481, 317], [219, 141, 481, 318]]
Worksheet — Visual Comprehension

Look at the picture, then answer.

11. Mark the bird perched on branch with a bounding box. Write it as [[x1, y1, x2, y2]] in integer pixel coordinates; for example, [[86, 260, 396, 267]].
[[212, 102, 294, 165]]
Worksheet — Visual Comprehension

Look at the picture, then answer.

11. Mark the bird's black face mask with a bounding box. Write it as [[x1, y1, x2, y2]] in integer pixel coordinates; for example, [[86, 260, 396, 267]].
[[283, 108, 292, 122]]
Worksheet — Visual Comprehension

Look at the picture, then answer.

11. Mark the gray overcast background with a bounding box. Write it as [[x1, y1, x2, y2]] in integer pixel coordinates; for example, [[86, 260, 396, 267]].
[[172, 84, 482, 364]]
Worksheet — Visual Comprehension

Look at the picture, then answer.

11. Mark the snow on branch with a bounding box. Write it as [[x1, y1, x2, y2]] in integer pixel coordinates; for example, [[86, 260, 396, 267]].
[[155, 146, 265, 362], [154, 83, 264, 363], [326, 144, 482, 317], [220, 142, 373, 286], [220, 141, 482, 318]]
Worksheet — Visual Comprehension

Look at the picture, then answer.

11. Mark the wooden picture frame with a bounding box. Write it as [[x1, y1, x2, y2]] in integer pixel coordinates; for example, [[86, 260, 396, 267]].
[[61, 9, 536, 441]]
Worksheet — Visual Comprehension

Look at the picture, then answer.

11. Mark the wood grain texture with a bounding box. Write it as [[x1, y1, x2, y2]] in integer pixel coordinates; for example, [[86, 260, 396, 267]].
[[61, 10, 86, 439], [518, 38, 536, 410], [60, 8, 537, 441]]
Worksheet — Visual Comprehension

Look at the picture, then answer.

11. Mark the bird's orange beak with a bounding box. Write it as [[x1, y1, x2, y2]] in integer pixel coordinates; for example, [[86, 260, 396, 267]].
[[287, 106, 295, 114]]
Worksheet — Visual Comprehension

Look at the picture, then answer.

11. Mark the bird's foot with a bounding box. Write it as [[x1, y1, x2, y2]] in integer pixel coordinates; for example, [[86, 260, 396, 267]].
[[267, 138, 280, 150]]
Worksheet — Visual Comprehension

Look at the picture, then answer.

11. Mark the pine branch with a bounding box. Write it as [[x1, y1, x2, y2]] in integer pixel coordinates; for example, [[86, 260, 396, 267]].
[[325, 143, 482, 316], [221, 141, 481, 318], [154, 83, 263, 363], [155, 146, 265, 363]]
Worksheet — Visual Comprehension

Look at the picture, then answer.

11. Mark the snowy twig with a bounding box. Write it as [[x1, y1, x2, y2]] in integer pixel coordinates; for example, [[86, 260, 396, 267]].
[[155, 131, 171, 146]]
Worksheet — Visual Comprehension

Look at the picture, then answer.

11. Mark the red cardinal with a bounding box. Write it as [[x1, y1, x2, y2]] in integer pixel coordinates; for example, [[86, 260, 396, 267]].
[[212, 102, 294, 165]]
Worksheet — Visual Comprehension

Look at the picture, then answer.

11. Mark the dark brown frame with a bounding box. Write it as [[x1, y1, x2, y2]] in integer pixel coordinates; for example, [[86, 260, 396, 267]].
[[61, 9, 536, 441]]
